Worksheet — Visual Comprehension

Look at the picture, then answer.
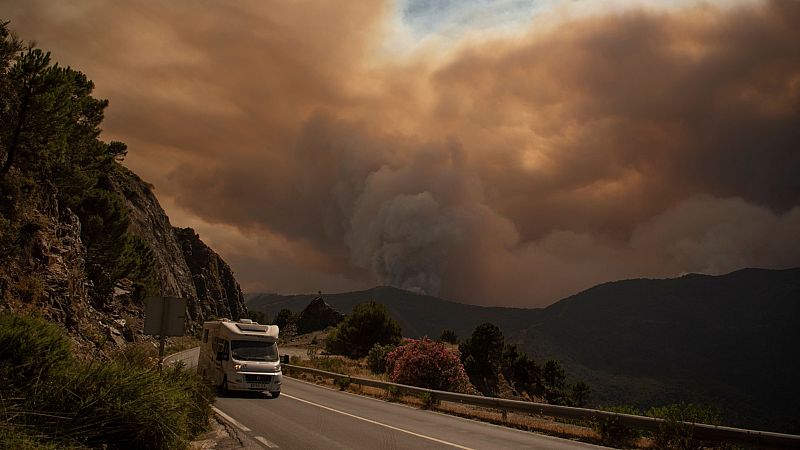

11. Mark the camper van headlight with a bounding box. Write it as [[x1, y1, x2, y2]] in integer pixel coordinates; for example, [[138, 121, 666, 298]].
[[234, 363, 243, 371]]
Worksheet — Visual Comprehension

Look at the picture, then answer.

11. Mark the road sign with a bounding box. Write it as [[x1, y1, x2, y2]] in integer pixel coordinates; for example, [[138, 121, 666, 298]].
[[144, 296, 186, 336]]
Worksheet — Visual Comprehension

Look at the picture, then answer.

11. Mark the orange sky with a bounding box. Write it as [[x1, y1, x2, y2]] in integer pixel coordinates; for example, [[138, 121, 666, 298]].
[[3, 0, 799, 306]]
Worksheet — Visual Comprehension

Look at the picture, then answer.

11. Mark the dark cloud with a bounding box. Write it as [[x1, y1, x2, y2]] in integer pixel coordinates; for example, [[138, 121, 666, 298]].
[[3, 0, 799, 306]]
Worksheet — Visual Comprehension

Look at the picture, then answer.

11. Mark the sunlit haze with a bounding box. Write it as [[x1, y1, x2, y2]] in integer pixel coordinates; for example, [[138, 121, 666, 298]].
[[3, 0, 798, 306]]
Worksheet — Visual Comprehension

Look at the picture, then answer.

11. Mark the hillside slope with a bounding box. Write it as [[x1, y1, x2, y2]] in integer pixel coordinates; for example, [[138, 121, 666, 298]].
[[247, 268, 800, 432], [521, 267, 800, 432], [247, 286, 540, 340]]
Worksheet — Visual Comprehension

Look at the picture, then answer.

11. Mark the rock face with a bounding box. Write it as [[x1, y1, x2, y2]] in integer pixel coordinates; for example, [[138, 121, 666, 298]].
[[109, 168, 247, 331], [296, 295, 344, 334], [174, 227, 247, 324], [2, 165, 247, 348], [108, 168, 196, 301]]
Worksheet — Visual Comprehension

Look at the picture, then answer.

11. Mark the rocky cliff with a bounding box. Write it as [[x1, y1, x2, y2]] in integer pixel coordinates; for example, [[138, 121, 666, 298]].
[[174, 226, 246, 324], [0, 165, 247, 352], [109, 168, 248, 331]]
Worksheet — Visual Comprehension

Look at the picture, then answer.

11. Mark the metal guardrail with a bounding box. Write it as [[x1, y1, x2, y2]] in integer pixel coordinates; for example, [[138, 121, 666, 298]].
[[284, 363, 800, 448], [163, 347, 199, 371]]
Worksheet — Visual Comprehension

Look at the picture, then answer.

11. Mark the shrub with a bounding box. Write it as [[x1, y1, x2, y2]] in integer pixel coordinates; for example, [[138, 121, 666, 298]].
[[594, 405, 640, 447], [248, 310, 269, 325], [0, 312, 71, 387], [386, 337, 471, 393], [0, 312, 214, 449], [274, 308, 295, 329], [542, 360, 568, 404], [325, 301, 401, 359], [386, 385, 400, 400], [459, 323, 504, 395], [501, 343, 541, 398], [419, 391, 437, 410], [24, 360, 212, 449], [647, 403, 723, 450], [367, 342, 396, 374], [570, 381, 592, 407], [334, 376, 351, 390], [439, 329, 458, 344]]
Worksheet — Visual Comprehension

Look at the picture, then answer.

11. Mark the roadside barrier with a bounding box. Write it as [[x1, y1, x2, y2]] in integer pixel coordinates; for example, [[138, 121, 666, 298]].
[[283, 363, 800, 449]]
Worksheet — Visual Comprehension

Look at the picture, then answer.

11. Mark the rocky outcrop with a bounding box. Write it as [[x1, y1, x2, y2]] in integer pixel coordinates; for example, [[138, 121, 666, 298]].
[[109, 168, 247, 332], [0, 181, 130, 356], [174, 227, 247, 323], [296, 294, 344, 334], [1, 165, 247, 348], [108, 168, 197, 301]]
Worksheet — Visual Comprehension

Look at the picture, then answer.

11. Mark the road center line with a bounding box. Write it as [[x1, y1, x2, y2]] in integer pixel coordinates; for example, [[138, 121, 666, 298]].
[[212, 406, 251, 432], [282, 393, 475, 450]]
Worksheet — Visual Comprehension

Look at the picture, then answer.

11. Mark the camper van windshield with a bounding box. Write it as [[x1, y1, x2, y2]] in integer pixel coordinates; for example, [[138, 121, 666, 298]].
[[230, 340, 278, 362]]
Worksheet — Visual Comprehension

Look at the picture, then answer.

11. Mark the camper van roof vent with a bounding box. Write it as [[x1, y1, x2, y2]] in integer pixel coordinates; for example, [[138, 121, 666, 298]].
[[238, 319, 253, 324], [235, 323, 269, 332]]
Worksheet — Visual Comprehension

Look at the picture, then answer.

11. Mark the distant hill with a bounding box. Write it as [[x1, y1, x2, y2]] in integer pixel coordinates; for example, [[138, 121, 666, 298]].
[[246, 286, 541, 340], [519, 268, 800, 432], [246, 268, 800, 432]]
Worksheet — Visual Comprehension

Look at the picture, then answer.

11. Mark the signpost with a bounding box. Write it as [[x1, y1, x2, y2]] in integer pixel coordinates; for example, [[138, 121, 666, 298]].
[[143, 296, 186, 371]]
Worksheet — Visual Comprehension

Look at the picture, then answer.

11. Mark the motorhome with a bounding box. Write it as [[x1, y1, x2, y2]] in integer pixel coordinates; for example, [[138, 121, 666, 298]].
[[198, 319, 282, 397]]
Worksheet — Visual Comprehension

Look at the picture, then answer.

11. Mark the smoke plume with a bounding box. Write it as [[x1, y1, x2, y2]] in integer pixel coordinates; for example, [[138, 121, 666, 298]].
[[3, 0, 799, 306]]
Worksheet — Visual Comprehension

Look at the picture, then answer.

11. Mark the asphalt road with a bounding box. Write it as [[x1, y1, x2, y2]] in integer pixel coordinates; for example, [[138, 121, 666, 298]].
[[215, 377, 610, 450]]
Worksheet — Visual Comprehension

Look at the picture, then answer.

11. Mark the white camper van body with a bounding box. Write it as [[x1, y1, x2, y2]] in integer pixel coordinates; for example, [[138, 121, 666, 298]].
[[198, 319, 282, 396]]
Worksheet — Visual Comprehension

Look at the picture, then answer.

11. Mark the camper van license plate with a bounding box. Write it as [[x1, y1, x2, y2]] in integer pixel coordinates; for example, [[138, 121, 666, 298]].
[[250, 383, 269, 389]]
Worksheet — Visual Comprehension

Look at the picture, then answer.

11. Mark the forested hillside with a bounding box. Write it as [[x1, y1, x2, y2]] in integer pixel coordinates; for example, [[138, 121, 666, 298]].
[[249, 268, 800, 432]]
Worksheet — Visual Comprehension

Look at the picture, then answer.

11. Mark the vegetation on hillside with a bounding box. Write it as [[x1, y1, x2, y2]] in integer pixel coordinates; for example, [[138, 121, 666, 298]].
[[325, 301, 402, 358], [0, 312, 213, 449], [460, 322, 590, 406], [0, 20, 155, 308]]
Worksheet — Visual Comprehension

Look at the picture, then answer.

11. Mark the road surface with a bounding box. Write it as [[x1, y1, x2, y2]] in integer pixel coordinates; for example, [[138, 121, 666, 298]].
[[215, 377, 609, 449]]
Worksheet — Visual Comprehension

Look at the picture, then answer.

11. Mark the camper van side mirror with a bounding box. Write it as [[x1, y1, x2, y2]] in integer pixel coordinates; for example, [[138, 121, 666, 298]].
[[216, 351, 228, 362], [281, 354, 289, 364]]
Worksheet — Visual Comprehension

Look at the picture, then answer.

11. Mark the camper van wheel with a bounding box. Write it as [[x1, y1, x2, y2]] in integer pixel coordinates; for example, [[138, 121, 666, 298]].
[[271, 391, 280, 398]]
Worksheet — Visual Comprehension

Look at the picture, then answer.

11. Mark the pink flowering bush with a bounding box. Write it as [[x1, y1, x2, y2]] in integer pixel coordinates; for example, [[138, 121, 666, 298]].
[[385, 337, 472, 393]]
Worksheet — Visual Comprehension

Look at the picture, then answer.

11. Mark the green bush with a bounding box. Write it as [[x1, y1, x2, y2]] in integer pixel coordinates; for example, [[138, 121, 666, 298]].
[[367, 342, 396, 374], [647, 403, 724, 450], [439, 329, 458, 344], [459, 323, 504, 395], [274, 308, 295, 329], [0, 312, 71, 386], [0, 312, 214, 449], [325, 301, 401, 358], [419, 391, 437, 410], [594, 405, 640, 447], [385, 337, 471, 393], [334, 376, 351, 390]]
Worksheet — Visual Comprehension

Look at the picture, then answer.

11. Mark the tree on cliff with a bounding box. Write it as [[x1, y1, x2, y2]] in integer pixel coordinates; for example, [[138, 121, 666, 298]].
[[325, 301, 401, 358], [0, 22, 152, 303]]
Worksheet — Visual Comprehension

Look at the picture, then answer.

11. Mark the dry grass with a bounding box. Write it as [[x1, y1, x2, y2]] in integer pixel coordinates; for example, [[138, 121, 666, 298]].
[[285, 358, 659, 449]]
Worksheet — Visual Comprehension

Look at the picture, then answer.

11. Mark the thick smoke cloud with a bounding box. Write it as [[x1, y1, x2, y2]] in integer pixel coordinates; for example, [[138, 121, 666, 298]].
[[3, 0, 799, 306]]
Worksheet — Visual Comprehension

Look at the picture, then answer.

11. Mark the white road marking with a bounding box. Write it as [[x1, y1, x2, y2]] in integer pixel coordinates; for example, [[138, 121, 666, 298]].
[[282, 393, 476, 450], [254, 436, 279, 448], [212, 406, 251, 432]]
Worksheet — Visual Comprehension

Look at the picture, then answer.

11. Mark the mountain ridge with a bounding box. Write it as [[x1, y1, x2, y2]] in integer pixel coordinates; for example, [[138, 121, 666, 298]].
[[247, 267, 800, 432]]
